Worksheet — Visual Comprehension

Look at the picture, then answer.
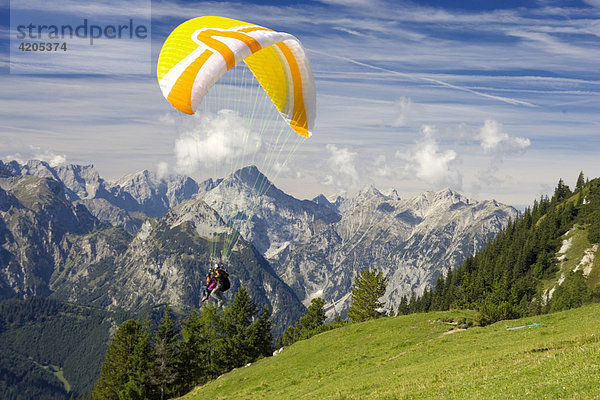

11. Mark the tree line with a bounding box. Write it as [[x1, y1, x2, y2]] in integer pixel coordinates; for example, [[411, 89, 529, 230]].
[[91, 286, 272, 400], [92, 268, 390, 399], [401, 173, 600, 323]]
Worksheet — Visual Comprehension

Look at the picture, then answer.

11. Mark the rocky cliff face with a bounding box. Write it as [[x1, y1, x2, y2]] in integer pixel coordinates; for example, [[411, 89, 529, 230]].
[[0, 160, 205, 235], [281, 186, 516, 316], [203, 166, 341, 264], [50, 198, 305, 332], [0, 166, 305, 332], [0, 159, 516, 321], [0, 175, 102, 298], [206, 176, 517, 317]]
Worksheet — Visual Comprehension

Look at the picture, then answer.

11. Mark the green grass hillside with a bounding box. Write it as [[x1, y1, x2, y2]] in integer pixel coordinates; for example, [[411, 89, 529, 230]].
[[180, 304, 600, 399], [543, 224, 600, 297]]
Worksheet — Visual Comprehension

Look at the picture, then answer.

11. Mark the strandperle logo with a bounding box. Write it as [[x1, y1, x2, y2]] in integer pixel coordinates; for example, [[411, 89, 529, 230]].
[[15, 18, 148, 45], [10, 0, 151, 75]]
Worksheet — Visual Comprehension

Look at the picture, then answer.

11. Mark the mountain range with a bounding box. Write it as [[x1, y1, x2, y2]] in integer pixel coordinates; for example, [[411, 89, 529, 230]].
[[0, 160, 304, 333], [0, 158, 519, 397], [3, 158, 598, 400], [0, 159, 517, 318]]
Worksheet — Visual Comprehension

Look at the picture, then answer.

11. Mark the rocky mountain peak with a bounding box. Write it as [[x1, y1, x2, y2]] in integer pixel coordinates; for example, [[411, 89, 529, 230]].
[[337, 185, 387, 215], [312, 194, 336, 210], [357, 184, 384, 199], [331, 194, 346, 210], [20, 159, 58, 177], [54, 163, 104, 200], [382, 189, 401, 200], [229, 165, 270, 189], [113, 169, 160, 194], [0, 160, 21, 177], [164, 199, 230, 238]]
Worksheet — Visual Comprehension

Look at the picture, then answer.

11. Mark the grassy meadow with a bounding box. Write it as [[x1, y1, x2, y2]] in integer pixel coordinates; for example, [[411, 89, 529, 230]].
[[180, 304, 600, 399]]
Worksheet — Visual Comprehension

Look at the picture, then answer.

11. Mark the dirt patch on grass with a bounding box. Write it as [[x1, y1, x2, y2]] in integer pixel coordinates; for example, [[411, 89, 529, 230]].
[[442, 328, 466, 336]]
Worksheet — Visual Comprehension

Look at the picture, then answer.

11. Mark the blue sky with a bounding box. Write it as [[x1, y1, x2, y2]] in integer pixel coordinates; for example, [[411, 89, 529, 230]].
[[1, 0, 599, 208]]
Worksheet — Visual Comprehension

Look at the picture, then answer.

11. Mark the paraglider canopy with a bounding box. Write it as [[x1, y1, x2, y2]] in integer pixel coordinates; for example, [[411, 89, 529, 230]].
[[157, 16, 316, 137]]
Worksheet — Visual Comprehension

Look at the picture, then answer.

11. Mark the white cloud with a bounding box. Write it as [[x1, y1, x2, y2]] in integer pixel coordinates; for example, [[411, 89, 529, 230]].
[[476, 120, 531, 188], [44, 154, 67, 167], [309, 49, 538, 107], [399, 125, 462, 189], [582, 0, 600, 7], [323, 144, 359, 189], [158, 113, 176, 125], [272, 161, 291, 175], [478, 120, 531, 154], [4, 153, 25, 164], [6, 146, 66, 167], [332, 26, 369, 38], [314, 0, 383, 7], [174, 110, 260, 175], [507, 30, 589, 57], [392, 97, 413, 127], [156, 161, 169, 180], [373, 155, 391, 177]]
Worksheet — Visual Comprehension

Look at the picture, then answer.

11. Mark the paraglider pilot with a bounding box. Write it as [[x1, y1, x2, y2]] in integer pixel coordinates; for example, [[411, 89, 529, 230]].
[[201, 260, 227, 307]]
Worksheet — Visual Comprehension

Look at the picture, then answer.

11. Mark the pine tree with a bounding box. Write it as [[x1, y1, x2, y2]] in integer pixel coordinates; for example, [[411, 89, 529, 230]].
[[575, 171, 585, 192], [299, 297, 326, 333], [197, 304, 221, 377], [125, 321, 155, 400], [123, 319, 154, 400], [280, 297, 326, 346], [176, 309, 212, 394], [222, 286, 256, 330], [549, 271, 590, 312], [348, 267, 388, 322], [151, 306, 179, 400], [247, 305, 274, 358], [553, 178, 571, 204], [92, 320, 152, 400], [214, 286, 270, 372], [396, 295, 409, 316], [408, 290, 418, 313], [279, 325, 299, 347]]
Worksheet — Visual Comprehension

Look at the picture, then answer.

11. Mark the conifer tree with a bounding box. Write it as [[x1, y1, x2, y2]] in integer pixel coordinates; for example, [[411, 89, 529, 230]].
[[575, 171, 585, 192], [151, 306, 179, 400], [408, 290, 418, 313], [215, 286, 271, 372], [549, 271, 590, 312], [553, 178, 571, 204], [298, 297, 326, 333], [92, 320, 153, 400], [222, 285, 256, 330], [396, 295, 409, 316], [248, 305, 274, 358], [123, 319, 155, 400], [280, 297, 326, 346], [348, 267, 388, 322], [176, 309, 212, 394]]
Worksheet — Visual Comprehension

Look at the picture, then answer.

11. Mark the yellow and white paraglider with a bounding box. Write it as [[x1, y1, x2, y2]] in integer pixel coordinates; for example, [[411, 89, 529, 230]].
[[157, 16, 315, 262], [157, 15, 315, 137]]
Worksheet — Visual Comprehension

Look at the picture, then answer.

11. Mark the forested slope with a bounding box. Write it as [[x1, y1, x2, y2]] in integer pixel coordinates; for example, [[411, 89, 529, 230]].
[[0, 298, 132, 398], [407, 174, 600, 321]]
